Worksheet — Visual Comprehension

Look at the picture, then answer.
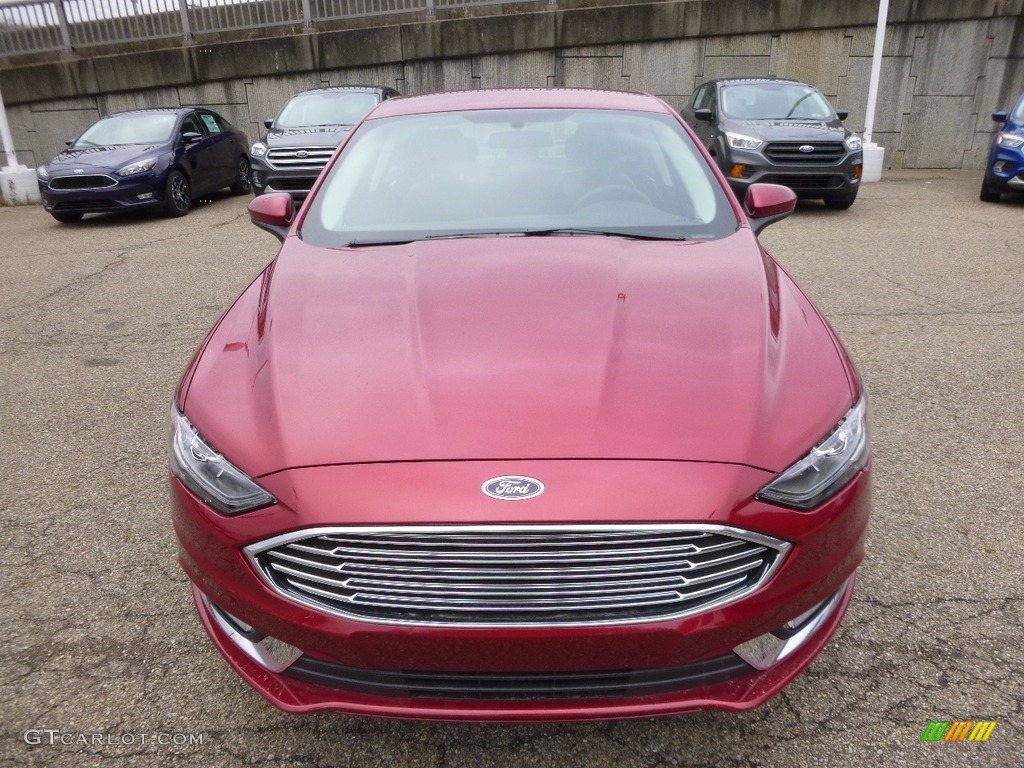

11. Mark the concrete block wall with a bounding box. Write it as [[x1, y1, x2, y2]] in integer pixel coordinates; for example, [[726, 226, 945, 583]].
[[1, 0, 1022, 171]]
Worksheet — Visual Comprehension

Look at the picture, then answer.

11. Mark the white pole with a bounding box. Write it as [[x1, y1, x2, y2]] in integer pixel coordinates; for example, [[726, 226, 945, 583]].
[[863, 0, 890, 143], [0, 84, 20, 169]]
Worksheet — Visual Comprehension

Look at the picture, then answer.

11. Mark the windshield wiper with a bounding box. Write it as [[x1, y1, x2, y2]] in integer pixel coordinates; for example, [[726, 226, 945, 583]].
[[521, 228, 686, 241]]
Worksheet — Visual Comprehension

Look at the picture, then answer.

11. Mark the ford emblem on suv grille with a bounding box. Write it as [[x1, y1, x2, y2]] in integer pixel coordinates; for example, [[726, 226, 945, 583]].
[[295, 150, 309, 158], [482, 476, 545, 500], [799, 145, 815, 153]]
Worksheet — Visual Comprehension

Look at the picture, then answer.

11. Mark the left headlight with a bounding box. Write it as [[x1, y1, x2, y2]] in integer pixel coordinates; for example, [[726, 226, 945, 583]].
[[726, 132, 764, 151], [845, 135, 863, 151], [170, 408, 276, 515], [995, 132, 1024, 149], [757, 394, 870, 511], [116, 158, 158, 177]]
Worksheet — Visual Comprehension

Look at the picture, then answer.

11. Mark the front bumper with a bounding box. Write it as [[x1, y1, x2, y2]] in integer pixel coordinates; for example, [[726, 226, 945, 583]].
[[720, 147, 862, 199], [250, 156, 324, 199], [38, 172, 167, 214], [984, 145, 1024, 191], [170, 459, 870, 721]]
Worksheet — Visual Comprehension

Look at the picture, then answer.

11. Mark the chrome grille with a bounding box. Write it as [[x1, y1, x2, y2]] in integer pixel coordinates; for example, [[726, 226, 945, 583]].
[[266, 146, 335, 171], [49, 174, 118, 190], [245, 525, 789, 627], [764, 142, 846, 164]]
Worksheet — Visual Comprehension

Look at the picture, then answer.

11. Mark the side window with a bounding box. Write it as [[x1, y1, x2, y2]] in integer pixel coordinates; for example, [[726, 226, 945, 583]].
[[693, 85, 710, 110], [199, 113, 222, 134], [181, 114, 204, 136]]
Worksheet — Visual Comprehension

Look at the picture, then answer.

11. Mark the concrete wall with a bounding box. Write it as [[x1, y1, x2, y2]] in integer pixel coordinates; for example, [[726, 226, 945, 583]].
[[1, 0, 1022, 171]]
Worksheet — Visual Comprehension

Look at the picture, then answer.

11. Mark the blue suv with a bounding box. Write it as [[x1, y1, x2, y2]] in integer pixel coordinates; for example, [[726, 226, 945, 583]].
[[981, 92, 1024, 202]]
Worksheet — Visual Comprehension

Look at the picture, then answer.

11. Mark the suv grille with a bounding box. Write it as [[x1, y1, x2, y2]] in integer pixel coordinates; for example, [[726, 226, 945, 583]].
[[764, 142, 846, 164], [266, 146, 335, 171], [245, 525, 789, 627], [49, 174, 118, 190]]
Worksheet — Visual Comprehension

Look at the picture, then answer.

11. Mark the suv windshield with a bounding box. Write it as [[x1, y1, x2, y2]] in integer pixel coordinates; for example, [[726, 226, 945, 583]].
[[720, 83, 834, 121], [74, 113, 178, 147], [302, 109, 737, 247], [275, 91, 380, 129], [1012, 94, 1024, 123]]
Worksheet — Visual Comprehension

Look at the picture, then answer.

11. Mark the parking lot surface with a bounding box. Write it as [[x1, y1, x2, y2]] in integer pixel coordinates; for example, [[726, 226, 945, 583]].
[[1, 172, 1021, 767]]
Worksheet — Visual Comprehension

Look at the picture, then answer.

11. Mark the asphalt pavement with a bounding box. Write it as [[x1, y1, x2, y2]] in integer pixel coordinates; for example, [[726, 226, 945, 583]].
[[1, 172, 1021, 767]]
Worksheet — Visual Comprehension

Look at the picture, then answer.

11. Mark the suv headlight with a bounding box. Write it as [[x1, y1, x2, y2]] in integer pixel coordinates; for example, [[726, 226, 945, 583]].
[[845, 135, 863, 151], [250, 142, 269, 158], [116, 158, 158, 177], [170, 408, 275, 515], [757, 395, 869, 510], [726, 132, 764, 151], [995, 132, 1024, 149], [36, 165, 50, 180]]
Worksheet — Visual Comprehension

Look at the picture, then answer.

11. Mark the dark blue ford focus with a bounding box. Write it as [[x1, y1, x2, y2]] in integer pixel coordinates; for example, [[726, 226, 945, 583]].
[[981, 92, 1024, 202], [37, 107, 251, 223]]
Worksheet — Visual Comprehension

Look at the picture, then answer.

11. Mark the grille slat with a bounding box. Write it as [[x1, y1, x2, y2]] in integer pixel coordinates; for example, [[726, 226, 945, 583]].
[[248, 525, 788, 627], [266, 146, 335, 171], [764, 141, 846, 165]]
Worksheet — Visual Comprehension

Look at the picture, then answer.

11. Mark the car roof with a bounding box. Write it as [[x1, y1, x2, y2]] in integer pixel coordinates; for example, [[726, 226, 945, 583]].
[[101, 107, 197, 118], [369, 88, 672, 118], [710, 78, 813, 88], [291, 86, 396, 96]]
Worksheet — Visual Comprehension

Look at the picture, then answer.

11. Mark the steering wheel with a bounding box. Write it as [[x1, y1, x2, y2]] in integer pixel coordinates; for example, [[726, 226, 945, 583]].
[[574, 184, 651, 209]]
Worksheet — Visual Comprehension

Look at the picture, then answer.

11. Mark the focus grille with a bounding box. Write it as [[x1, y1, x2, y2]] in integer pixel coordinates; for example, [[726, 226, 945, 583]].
[[49, 174, 118, 190], [266, 146, 335, 171], [764, 142, 846, 164], [246, 525, 789, 627]]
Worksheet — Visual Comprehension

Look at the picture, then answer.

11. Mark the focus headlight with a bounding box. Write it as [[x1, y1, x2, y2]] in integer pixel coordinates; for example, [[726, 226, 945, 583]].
[[170, 408, 275, 515], [757, 394, 869, 510], [116, 158, 158, 177], [250, 142, 268, 158], [36, 165, 50, 180], [995, 132, 1024, 149], [726, 132, 764, 151], [845, 135, 863, 151]]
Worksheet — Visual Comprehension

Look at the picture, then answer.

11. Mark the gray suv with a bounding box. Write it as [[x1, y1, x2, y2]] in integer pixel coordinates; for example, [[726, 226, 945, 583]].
[[681, 78, 863, 209], [250, 85, 400, 199]]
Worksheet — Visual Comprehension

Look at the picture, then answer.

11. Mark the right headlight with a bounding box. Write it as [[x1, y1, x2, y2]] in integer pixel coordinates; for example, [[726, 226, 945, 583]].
[[36, 165, 50, 180], [756, 394, 870, 510], [250, 142, 269, 158], [170, 407, 275, 515]]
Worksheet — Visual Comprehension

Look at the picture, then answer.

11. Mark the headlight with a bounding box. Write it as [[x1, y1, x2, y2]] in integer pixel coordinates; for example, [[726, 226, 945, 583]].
[[757, 395, 869, 510], [726, 132, 764, 151], [250, 142, 268, 158], [845, 135, 863, 151], [995, 132, 1024, 149], [170, 408, 275, 515], [116, 158, 158, 177], [36, 165, 50, 180]]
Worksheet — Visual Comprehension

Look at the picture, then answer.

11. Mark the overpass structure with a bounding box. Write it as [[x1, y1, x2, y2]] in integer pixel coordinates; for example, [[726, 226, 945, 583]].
[[0, 0, 1022, 173]]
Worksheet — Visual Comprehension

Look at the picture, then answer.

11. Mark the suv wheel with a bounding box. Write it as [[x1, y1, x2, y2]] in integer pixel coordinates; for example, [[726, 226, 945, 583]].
[[979, 180, 1002, 202]]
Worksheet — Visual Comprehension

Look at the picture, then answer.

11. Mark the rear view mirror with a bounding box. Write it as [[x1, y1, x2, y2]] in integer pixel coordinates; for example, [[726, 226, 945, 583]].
[[745, 183, 797, 234], [992, 110, 1008, 123], [835, 109, 850, 121], [694, 108, 714, 122], [264, 119, 274, 129], [248, 193, 295, 242]]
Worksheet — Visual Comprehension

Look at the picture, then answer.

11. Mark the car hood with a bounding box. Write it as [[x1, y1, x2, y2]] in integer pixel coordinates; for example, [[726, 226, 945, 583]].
[[722, 117, 848, 142], [47, 144, 165, 172], [264, 126, 352, 147], [183, 231, 855, 477]]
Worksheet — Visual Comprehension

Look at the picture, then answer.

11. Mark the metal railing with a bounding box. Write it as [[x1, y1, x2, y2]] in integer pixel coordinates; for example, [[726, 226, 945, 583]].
[[0, 0, 553, 57]]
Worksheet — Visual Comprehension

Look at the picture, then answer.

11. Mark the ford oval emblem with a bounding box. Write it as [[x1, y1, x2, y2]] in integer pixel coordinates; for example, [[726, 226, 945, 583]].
[[295, 150, 309, 158], [799, 144, 815, 153], [482, 476, 545, 501]]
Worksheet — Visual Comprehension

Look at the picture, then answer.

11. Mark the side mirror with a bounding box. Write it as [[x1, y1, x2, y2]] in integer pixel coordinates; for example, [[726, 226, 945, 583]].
[[248, 193, 294, 242], [264, 118, 274, 129], [694, 108, 714, 122], [992, 110, 1008, 123], [181, 131, 203, 144], [65, 139, 74, 147], [745, 183, 797, 234], [835, 109, 850, 121]]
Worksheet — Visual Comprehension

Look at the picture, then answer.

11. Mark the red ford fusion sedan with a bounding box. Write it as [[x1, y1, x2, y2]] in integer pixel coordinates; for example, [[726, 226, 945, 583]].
[[169, 88, 870, 722]]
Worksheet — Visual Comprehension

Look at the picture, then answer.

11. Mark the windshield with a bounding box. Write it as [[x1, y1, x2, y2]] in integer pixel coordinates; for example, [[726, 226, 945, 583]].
[[1012, 93, 1024, 123], [720, 83, 835, 120], [74, 113, 178, 147], [275, 91, 380, 129], [302, 109, 737, 247]]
